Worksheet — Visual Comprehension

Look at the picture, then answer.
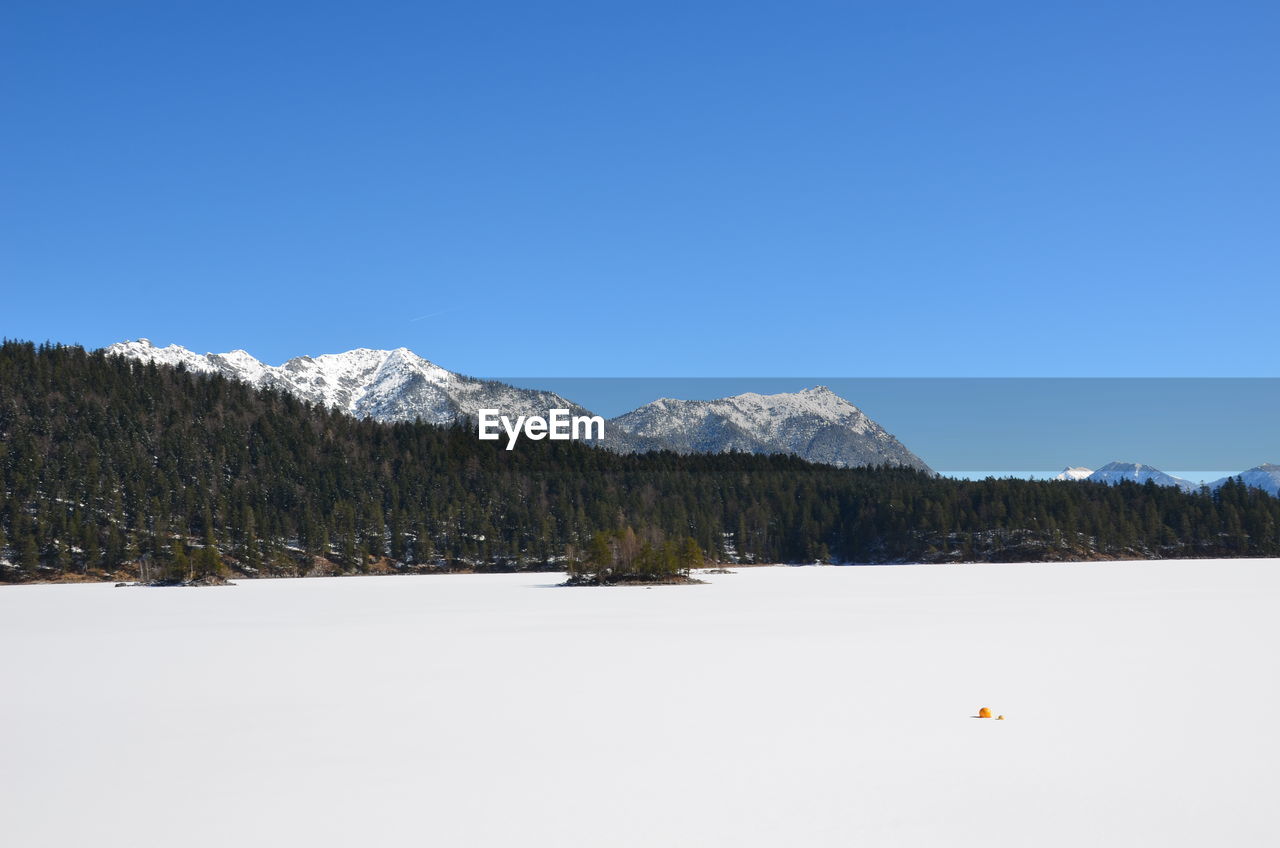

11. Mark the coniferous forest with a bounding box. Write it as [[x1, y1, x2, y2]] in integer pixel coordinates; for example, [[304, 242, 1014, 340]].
[[0, 340, 1277, 583]]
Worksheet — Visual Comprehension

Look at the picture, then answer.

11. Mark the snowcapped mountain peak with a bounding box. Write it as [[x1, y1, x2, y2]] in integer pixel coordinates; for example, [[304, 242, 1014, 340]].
[[709, 386, 868, 426], [609, 387, 930, 472], [1054, 466, 1094, 481], [1210, 463, 1280, 496], [1087, 462, 1198, 492], [208, 349, 268, 382], [104, 340, 576, 425]]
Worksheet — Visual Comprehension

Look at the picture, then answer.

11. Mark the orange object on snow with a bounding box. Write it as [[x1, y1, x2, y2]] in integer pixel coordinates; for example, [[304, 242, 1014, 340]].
[[978, 707, 992, 718]]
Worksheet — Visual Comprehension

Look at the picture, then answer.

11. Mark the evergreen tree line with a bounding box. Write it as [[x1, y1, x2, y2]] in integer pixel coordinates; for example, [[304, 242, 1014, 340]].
[[1, 341, 1277, 583]]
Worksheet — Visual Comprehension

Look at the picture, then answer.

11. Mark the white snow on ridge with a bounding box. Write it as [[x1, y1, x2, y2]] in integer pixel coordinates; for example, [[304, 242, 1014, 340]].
[[207, 349, 269, 383], [108, 338, 218, 374], [104, 339, 584, 425], [624, 386, 874, 438], [609, 386, 931, 471], [2, 560, 1277, 847], [1053, 466, 1094, 481], [717, 386, 874, 433]]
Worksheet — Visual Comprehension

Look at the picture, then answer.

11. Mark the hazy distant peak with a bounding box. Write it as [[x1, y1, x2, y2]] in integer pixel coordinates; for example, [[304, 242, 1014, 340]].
[[1209, 463, 1280, 496], [1087, 462, 1198, 492]]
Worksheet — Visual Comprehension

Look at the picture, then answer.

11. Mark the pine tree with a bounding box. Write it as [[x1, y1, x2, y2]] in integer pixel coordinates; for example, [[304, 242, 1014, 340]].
[[679, 537, 703, 572], [412, 524, 434, 565], [78, 524, 99, 572], [389, 510, 406, 562], [19, 533, 40, 571], [170, 541, 190, 582], [194, 544, 222, 579]]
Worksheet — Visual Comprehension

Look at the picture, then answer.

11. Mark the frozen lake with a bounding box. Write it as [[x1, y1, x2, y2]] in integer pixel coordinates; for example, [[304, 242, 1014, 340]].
[[3, 560, 1278, 847]]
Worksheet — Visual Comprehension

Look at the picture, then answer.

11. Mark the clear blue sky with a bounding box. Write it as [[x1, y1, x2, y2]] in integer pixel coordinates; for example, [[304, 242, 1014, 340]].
[[3, 1, 1277, 377]]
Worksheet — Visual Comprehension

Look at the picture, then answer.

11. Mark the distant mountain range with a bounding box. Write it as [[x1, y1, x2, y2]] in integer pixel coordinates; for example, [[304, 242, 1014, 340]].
[[1054, 462, 1280, 496], [1211, 463, 1280, 496], [104, 340, 933, 473], [1085, 462, 1201, 492]]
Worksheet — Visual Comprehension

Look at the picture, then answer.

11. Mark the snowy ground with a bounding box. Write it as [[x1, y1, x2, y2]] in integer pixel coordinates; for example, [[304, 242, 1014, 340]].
[[3, 560, 1278, 847]]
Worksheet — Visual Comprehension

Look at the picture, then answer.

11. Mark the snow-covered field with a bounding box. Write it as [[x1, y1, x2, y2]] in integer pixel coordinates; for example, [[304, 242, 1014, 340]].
[[3, 560, 1278, 847]]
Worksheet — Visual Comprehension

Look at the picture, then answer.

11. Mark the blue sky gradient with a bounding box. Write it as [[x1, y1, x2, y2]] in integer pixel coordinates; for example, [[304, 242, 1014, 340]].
[[3, 1, 1277, 377]]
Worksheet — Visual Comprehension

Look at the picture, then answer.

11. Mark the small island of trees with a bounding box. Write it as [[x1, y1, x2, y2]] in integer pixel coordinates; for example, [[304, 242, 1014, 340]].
[[567, 527, 705, 585]]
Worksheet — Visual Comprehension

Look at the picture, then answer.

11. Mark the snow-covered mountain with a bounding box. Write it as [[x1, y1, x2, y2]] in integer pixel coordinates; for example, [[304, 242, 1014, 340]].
[[104, 341, 932, 471], [1210, 464, 1280, 496], [104, 339, 590, 425], [1085, 462, 1199, 492], [606, 387, 933, 472], [1054, 466, 1094, 481]]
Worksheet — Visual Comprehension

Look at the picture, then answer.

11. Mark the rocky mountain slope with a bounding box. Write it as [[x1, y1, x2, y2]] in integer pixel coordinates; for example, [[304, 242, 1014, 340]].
[[606, 387, 932, 472]]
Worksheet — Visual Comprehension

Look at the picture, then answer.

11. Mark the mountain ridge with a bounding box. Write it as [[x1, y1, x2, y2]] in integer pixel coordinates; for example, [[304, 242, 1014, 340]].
[[103, 340, 932, 472], [607, 386, 930, 472], [105, 339, 590, 426]]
